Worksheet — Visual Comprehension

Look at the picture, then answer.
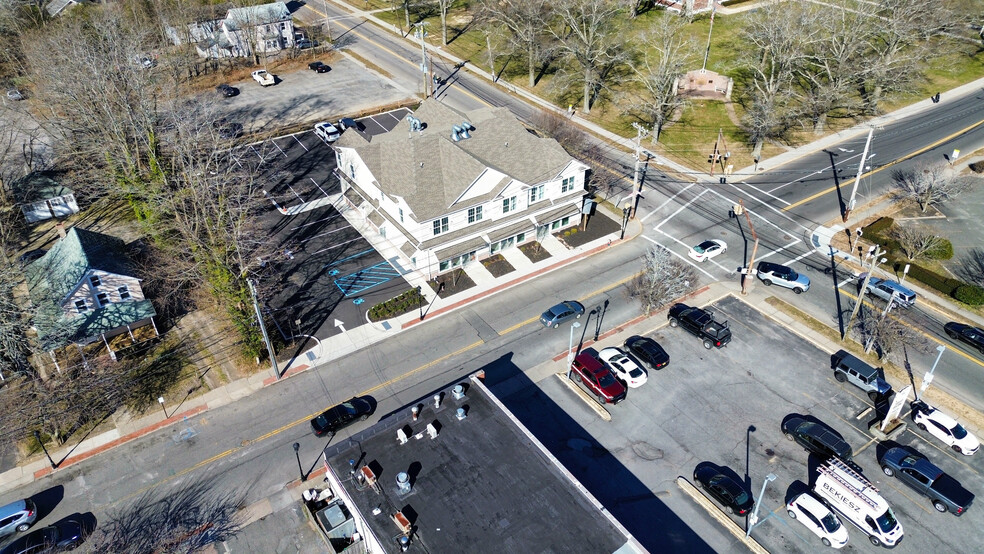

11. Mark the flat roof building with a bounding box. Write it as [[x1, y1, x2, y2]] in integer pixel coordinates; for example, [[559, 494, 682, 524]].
[[320, 373, 645, 553]]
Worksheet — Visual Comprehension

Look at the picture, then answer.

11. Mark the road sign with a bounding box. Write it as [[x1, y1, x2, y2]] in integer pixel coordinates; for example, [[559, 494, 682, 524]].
[[881, 385, 912, 431]]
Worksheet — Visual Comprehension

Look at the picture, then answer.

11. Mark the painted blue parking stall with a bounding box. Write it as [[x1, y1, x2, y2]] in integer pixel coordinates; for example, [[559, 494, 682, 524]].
[[334, 261, 402, 297]]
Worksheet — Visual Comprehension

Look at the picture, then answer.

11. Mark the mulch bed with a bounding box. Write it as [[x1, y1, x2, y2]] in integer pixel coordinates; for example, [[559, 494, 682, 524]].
[[428, 268, 476, 297], [481, 254, 515, 277], [554, 212, 621, 248], [519, 242, 552, 263]]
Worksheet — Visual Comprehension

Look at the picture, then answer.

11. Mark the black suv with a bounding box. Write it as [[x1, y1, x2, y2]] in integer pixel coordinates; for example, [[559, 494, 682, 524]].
[[781, 416, 853, 461], [667, 303, 731, 349]]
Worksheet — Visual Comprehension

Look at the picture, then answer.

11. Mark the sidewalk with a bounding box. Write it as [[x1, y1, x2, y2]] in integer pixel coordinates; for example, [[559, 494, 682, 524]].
[[0, 206, 640, 493]]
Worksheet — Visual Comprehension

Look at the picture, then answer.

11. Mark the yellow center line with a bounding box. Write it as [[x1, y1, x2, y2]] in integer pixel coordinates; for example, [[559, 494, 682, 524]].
[[783, 117, 984, 212]]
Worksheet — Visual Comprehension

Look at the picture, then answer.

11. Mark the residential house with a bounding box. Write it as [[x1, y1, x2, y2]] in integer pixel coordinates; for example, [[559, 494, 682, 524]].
[[12, 172, 80, 223], [167, 2, 295, 59], [26, 227, 158, 366], [333, 99, 590, 277], [45, 0, 82, 17]]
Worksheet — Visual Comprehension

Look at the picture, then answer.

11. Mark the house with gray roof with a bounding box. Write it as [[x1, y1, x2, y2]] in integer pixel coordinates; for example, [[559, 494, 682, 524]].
[[168, 2, 295, 59], [26, 227, 157, 364], [333, 99, 589, 276], [12, 172, 80, 223]]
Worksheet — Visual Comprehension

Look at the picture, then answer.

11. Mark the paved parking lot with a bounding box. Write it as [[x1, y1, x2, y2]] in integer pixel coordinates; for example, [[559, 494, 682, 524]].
[[496, 295, 983, 552], [249, 109, 417, 342]]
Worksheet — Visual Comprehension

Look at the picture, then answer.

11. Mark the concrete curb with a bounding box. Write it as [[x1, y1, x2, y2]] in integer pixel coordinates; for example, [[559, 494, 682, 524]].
[[676, 477, 770, 554]]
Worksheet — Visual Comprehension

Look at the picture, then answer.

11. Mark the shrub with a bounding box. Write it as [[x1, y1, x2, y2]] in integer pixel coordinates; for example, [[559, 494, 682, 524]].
[[954, 285, 984, 305], [905, 264, 962, 296], [925, 238, 953, 260], [969, 161, 984, 174], [865, 217, 895, 236]]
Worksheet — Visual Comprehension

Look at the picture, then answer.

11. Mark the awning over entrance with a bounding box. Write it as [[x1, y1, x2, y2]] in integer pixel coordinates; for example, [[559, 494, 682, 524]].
[[534, 202, 580, 225], [487, 219, 534, 243], [435, 236, 488, 261]]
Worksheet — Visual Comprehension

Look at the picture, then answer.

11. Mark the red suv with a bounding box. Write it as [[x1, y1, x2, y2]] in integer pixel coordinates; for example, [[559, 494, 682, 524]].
[[570, 353, 626, 404]]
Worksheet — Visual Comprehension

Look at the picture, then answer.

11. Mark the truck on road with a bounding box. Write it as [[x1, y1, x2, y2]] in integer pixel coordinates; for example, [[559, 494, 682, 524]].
[[813, 458, 903, 548], [880, 447, 974, 515]]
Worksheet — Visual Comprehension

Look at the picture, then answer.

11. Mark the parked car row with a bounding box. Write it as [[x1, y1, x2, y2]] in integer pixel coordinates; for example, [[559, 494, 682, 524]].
[[0, 499, 84, 554]]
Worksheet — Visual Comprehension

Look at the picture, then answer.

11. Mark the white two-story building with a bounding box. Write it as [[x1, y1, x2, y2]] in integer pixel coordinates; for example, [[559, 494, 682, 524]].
[[333, 100, 590, 277]]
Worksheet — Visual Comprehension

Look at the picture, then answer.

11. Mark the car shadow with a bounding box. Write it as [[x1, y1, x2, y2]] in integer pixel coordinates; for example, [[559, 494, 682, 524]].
[[28, 485, 64, 524]]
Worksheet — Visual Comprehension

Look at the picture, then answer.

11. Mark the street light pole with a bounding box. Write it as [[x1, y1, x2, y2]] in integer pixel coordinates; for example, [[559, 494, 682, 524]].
[[919, 345, 946, 398], [158, 396, 167, 419], [292, 442, 306, 482], [566, 322, 582, 378], [33, 431, 57, 469], [746, 473, 777, 538], [844, 246, 887, 340], [843, 128, 874, 223]]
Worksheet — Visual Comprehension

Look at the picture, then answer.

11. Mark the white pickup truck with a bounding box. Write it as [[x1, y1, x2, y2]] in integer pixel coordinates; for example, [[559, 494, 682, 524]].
[[251, 70, 275, 86]]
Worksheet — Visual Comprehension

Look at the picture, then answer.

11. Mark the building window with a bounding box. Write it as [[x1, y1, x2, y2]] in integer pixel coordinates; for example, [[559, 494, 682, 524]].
[[502, 196, 516, 214], [399, 208, 404, 223], [517, 232, 526, 243], [440, 260, 450, 271], [468, 206, 483, 223], [528, 185, 544, 204], [90, 275, 101, 287], [349, 164, 356, 179], [96, 292, 109, 306], [551, 220, 561, 230], [74, 300, 88, 313], [561, 176, 576, 193], [118, 286, 131, 300], [432, 217, 449, 235]]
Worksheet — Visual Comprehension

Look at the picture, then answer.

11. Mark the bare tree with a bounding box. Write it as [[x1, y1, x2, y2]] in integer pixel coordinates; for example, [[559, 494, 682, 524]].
[[624, 16, 695, 143], [549, 0, 627, 114], [851, 304, 929, 361], [0, 262, 32, 380], [628, 246, 697, 315], [957, 248, 984, 287], [890, 225, 945, 261], [89, 477, 247, 553], [890, 162, 973, 212], [479, 0, 552, 88], [737, 1, 818, 158], [434, 0, 461, 45]]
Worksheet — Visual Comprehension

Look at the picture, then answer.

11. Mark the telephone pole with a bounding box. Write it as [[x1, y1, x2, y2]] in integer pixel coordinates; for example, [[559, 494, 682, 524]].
[[844, 245, 887, 340], [248, 279, 280, 379], [629, 123, 652, 218], [843, 128, 873, 222], [413, 22, 430, 97]]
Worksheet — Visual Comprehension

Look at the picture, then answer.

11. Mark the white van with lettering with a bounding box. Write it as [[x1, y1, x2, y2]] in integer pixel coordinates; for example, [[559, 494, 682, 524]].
[[813, 458, 903, 548]]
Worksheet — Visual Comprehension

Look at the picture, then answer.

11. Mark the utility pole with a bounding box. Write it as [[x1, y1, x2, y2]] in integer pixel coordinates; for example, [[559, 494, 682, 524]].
[[843, 128, 873, 222], [733, 200, 758, 295], [708, 130, 730, 178], [413, 22, 430, 97], [248, 279, 280, 379], [701, 4, 716, 74], [844, 245, 887, 340], [321, 0, 333, 44], [629, 122, 652, 219]]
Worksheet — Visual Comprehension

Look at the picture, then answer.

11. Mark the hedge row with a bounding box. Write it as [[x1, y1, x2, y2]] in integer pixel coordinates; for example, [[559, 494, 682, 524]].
[[368, 288, 427, 321]]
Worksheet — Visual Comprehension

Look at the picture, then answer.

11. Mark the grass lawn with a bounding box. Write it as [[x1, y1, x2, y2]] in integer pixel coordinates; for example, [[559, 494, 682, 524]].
[[333, 1, 984, 173]]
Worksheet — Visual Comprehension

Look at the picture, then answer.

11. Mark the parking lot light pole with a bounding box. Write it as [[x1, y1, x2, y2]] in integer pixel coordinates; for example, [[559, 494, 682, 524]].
[[292, 442, 306, 482], [566, 322, 581, 377], [33, 431, 57, 469], [746, 473, 777, 538], [158, 396, 167, 419], [417, 286, 424, 320], [919, 344, 946, 398]]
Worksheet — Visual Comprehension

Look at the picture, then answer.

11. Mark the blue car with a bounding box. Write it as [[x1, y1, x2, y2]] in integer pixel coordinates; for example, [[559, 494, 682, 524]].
[[539, 301, 584, 328]]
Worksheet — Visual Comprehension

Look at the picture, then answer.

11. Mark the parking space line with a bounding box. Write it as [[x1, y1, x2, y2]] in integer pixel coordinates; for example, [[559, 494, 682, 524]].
[[654, 189, 706, 232], [334, 262, 402, 297], [286, 183, 305, 203], [248, 144, 265, 162], [292, 134, 309, 152], [646, 234, 716, 280], [324, 247, 376, 268], [640, 183, 695, 224], [272, 139, 288, 158], [310, 177, 331, 198], [308, 236, 365, 256]]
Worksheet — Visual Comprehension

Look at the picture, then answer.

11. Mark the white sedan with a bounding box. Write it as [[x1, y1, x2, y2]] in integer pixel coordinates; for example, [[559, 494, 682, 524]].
[[787, 492, 849, 548], [598, 347, 647, 388], [911, 401, 980, 455], [688, 239, 727, 262]]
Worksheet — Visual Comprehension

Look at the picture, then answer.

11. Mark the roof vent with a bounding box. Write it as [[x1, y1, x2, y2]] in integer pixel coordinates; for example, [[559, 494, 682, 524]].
[[397, 428, 409, 445], [459, 121, 472, 139], [451, 125, 462, 142], [452, 384, 465, 400], [433, 393, 442, 409], [504, 141, 508, 147], [406, 115, 423, 133], [426, 422, 438, 439], [396, 471, 411, 494], [456, 407, 466, 420]]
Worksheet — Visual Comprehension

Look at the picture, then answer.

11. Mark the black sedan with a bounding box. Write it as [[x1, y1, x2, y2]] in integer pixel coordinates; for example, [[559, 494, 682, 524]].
[[693, 463, 754, 515], [0, 520, 83, 554], [310, 397, 373, 437], [215, 83, 238, 97], [308, 61, 331, 73], [944, 322, 984, 355], [624, 335, 669, 370]]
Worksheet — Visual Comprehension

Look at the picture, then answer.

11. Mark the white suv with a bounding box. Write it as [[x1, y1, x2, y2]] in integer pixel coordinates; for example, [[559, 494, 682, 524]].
[[314, 122, 341, 143], [864, 277, 916, 308], [756, 261, 810, 293]]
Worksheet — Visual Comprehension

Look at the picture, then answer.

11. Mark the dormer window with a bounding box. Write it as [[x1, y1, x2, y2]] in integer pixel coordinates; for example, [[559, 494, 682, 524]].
[[528, 185, 544, 203], [90, 275, 101, 287], [75, 299, 88, 313], [96, 292, 109, 307], [118, 286, 131, 300]]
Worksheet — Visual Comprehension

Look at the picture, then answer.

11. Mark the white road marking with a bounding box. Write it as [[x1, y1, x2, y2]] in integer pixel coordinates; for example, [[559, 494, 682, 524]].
[[644, 234, 716, 280], [704, 187, 807, 236], [728, 180, 791, 206], [654, 189, 706, 232], [272, 139, 288, 158], [766, 151, 864, 195], [641, 183, 695, 223], [293, 134, 309, 152], [754, 240, 802, 262]]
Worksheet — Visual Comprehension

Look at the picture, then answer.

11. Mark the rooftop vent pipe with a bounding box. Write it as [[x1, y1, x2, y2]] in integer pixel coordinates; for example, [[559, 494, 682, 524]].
[[396, 471, 411, 494], [456, 407, 466, 421], [451, 125, 462, 142], [452, 384, 465, 400], [458, 121, 471, 139]]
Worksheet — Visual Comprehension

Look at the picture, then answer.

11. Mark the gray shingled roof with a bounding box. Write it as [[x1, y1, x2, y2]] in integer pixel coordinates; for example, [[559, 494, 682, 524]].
[[12, 172, 74, 205], [351, 100, 574, 221]]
